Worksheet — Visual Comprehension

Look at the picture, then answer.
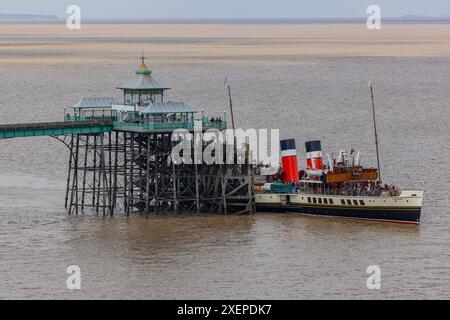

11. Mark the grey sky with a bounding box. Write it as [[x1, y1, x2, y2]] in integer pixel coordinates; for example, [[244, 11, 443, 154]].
[[1, 0, 449, 19]]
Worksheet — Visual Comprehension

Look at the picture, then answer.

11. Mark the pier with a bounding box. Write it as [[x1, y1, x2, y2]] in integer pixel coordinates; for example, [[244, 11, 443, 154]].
[[0, 120, 113, 140], [0, 57, 255, 217]]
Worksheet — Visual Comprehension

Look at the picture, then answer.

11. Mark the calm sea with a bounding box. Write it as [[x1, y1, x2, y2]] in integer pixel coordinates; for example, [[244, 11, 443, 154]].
[[0, 24, 449, 299]]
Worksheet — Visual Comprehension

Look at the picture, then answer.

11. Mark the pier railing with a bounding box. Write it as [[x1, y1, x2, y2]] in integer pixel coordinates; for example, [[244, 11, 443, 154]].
[[0, 119, 113, 139], [64, 107, 228, 132], [113, 121, 194, 132], [113, 120, 227, 132], [65, 116, 227, 132]]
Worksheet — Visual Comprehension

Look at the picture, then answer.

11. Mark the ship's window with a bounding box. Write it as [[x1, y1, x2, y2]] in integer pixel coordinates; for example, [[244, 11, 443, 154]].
[[353, 200, 358, 206], [341, 199, 346, 205], [324, 198, 328, 204], [412, 194, 417, 197], [359, 200, 365, 206], [346, 199, 352, 205], [318, 198, 322, 204], [313, 198, 317, 204], [308, 197, 311, 203], [329, 199, 334, 204]]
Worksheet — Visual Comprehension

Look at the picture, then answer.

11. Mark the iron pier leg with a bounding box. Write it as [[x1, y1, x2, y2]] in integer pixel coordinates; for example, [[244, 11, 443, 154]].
[[195, 163, 200, 214], [108, 132, 113, 216], [138, 134, 144, 213], [221, 165, 227, 215], [154, 134, 159, 214], [129, 133, 135, 215], [92, 135, 97, 209], [112, 131, 119, 216], [70, 135, 80, 216], [172, 156, 178, 213], [146, 134, 151, 213], [65, 135, 74, 209], [81, 135, 89, 211]]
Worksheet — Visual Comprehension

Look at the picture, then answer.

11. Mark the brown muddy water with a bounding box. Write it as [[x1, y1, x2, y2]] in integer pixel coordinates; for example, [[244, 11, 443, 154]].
[[0, 23, 449, 299]]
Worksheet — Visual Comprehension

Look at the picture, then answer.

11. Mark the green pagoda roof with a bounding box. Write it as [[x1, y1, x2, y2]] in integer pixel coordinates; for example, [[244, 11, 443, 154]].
[[117, 60, 170, 91]]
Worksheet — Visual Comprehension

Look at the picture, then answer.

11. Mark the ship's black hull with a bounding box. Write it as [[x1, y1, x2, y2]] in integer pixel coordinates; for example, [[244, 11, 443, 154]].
[[257, 204, 421, 225]]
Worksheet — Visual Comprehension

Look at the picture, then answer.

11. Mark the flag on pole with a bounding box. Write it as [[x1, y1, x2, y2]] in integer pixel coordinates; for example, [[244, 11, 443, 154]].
[[224, 77, 231, 87]]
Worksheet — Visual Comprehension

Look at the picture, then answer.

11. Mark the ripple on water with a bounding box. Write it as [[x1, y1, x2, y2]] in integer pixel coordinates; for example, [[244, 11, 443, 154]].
[[1, 40, 450, 298]]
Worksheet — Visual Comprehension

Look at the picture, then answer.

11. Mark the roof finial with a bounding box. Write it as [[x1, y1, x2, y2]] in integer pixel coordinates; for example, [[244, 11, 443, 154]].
[[136, 50, 152, 75], [141, 50, 146, 65]]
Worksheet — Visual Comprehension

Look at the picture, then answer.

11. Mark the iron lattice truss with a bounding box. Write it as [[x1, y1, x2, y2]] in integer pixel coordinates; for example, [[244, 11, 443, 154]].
[[65, 131, 255, 216]]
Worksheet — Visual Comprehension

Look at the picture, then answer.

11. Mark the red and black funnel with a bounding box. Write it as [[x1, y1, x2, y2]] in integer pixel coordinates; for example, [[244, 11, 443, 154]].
[[305, 140, 323, 170], [280, 139, 299, 183]]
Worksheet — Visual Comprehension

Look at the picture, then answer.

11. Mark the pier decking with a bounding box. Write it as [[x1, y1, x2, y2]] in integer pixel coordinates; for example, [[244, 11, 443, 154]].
[[0, 119, 113, 140]]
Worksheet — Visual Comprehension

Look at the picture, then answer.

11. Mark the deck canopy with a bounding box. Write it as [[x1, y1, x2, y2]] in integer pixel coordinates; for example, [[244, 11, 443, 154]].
[[69, 97, 118, 120], [117, 72, 170, 91], [139, 102, 197, 115], [137, 101, 196, 124], [73, 97, 117, 109]]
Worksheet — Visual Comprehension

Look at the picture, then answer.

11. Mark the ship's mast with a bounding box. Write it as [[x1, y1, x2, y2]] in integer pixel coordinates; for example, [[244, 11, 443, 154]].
[[369, 81, 382, 182], [225, 77, 238, 161], [225, 77, 236, 130]]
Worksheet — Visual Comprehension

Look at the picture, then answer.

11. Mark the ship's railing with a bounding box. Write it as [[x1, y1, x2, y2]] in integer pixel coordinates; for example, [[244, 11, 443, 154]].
[[203, 119, 227, 130], [298, 187, 387, 197]]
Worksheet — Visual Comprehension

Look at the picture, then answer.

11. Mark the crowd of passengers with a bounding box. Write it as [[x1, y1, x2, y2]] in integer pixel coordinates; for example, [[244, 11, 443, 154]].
[[298, 182, 401, 197], [255, 164, 401, 197]]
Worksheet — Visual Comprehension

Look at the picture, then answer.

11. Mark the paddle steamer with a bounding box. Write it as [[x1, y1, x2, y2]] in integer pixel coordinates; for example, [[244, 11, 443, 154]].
[[254, 139, 423, 225], [254, 84, 423, 225]]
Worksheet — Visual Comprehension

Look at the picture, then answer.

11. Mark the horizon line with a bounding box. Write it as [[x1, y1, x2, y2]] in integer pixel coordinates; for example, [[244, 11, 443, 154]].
[[1, 16, 450, 24]]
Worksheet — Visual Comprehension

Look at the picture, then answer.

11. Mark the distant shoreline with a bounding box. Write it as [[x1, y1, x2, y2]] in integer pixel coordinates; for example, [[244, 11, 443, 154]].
[[1, 18, 450, 24]]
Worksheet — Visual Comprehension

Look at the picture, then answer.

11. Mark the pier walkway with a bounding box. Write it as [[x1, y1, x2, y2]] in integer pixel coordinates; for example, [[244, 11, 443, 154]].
[[0, 119, 113, 140]]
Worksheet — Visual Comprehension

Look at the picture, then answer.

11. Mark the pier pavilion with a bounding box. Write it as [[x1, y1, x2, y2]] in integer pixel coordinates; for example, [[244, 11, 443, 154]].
[[0, 57, 254, 217], [62, 57, 253, 216], [66, 57, 227, 133]]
